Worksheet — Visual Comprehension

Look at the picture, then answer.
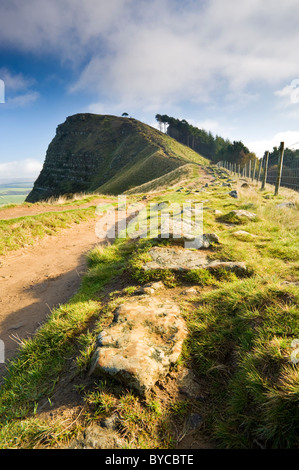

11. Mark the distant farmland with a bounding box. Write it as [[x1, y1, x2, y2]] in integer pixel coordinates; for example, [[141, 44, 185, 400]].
[[0, 182, 33, 206]]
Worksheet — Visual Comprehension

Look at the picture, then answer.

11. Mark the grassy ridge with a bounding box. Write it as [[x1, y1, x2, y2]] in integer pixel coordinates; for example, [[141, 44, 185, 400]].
[[0, 171, 298, 448], [26, 115, 209, 202]]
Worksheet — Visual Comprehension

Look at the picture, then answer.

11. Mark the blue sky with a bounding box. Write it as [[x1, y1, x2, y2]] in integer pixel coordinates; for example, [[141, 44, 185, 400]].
[[1, 0, 299, 181]]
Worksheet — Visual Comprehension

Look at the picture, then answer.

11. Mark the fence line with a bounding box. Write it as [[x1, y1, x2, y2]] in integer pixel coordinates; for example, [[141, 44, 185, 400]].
[[217, 142, 299, 194]]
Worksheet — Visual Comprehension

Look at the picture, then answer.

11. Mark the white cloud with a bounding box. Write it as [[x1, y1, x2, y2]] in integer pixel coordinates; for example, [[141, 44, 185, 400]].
[[0, 159, 43, 180], [5, 91, 40, 108], [69, 0, 299, 110], [0, 68, 39, 107], [245, 131, 299, 158], [2, 0, 299, 114], [0, 68, 35, 92], [2, 0, 299, 109]]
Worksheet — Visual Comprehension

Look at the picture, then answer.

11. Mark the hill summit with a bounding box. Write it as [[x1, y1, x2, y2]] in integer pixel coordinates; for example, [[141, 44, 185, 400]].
[[26, 114, 208, 202]]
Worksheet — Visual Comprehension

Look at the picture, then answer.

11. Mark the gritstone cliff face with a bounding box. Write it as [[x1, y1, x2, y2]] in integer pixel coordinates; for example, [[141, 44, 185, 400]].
[[26, 113, 206, 203]]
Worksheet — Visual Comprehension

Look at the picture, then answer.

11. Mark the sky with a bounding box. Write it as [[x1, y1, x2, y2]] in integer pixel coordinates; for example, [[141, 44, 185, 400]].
[[1, 0, 299, 181]]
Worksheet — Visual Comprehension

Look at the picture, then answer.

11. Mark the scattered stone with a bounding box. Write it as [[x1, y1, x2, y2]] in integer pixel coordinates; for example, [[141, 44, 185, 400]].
[[221, 210, 257, 224], [89, 297, 188, 394], [100, 413, 120, 431], [276, 202, 296, 209], [282, 281, 299, 286], [207, 261, 247, 275], [177, 368, 204, 400], [68, 424, 124, 449], [135, 281, 165, 296], [233, 230, 256, 238], [185, 413, 203, 431], [229, 190, 238, 198], [214, 210, 222, 215], [142, 287, 155, 295], [241, 183, 250, 188], [8, 322, 25, 331], [222, 183, 232, 187], [183, 287, 198, 295]]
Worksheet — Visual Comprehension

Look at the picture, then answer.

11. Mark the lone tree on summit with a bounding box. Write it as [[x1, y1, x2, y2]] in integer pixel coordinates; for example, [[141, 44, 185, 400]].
[[122, 112, 129, 117]]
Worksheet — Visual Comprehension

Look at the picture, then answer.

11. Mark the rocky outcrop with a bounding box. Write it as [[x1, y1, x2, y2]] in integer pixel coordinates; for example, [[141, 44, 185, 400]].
[[89, 297, 188, 394]]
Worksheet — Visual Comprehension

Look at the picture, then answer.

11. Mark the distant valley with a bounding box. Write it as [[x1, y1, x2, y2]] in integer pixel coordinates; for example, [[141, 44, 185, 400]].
[[0, 181, 33, 206]]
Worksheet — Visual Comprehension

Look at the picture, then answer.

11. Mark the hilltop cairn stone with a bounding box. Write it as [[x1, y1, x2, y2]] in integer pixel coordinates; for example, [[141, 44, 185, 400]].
[[89, 297, 188, 394]]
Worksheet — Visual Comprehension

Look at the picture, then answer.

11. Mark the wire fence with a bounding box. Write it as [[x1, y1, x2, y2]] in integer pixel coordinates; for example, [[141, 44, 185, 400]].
[[217, 142, 299, 194], [266, 160, 299, 191]]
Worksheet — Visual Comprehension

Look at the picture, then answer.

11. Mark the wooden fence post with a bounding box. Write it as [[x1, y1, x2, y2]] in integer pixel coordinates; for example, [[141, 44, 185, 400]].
[[261, 151, 269, 190], [252, 159, 257, 182], [257, 158, 262, 182], [274, 142, 285, 196]]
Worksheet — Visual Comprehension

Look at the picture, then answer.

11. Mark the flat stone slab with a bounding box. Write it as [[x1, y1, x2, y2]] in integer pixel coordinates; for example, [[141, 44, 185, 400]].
[[142, 246, 247, 274], [89, 297, 188, 394]]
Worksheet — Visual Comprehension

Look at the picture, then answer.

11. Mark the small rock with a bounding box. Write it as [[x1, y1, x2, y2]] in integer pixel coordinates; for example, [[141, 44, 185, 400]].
[[100, 413, 120, 431], [186, 413, 203, 431], [68, 424, 124, 449], [183, 287, 198, 295], [233, 230, 256, 238], [135, 281, 165, 295], [143, 287, 155, 295], [229, 190, 238, 198], [222, 210, 257, 224], [222, 183, 232, 187], [8, 322, 25, 331], [207, 261, 247, 275], [214, 210, 222, 215], [147, 281, 164, 291], [276, 202, 296, 209], [241, 183, 250, 188]]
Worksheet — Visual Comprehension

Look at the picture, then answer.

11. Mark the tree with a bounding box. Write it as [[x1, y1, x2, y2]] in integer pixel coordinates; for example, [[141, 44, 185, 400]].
[[122, 112, 129, 117]]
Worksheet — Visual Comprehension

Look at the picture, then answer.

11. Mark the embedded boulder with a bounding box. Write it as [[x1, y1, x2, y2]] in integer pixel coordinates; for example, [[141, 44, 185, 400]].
[[142, 246, 247, 274], [89, 297, 187, 394], [220, 210, 257, 224]]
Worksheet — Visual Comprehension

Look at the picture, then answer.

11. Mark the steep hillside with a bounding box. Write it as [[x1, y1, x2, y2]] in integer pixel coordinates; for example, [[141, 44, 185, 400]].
[[26, 114, 208, 202]]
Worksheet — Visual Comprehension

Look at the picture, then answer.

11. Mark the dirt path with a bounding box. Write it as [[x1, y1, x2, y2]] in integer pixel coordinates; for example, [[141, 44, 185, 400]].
[[0, 210, 106, 381]]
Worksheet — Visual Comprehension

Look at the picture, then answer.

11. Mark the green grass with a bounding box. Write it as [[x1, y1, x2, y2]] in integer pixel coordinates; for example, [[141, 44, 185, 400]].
[[0, 194, 29, 206], [0, 206, 96, 255], [186, 278, 299, 448], [0, 168, 298, 449], [0, 185, 32, 207]]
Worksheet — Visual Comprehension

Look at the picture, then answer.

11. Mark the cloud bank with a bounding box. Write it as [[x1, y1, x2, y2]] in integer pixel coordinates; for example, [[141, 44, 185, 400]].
[[0, 159, 43, 180], [1, 0, 299, 111]]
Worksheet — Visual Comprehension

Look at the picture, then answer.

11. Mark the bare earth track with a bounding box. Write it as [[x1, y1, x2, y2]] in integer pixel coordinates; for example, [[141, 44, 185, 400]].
[[0, 200, 111, 380]]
